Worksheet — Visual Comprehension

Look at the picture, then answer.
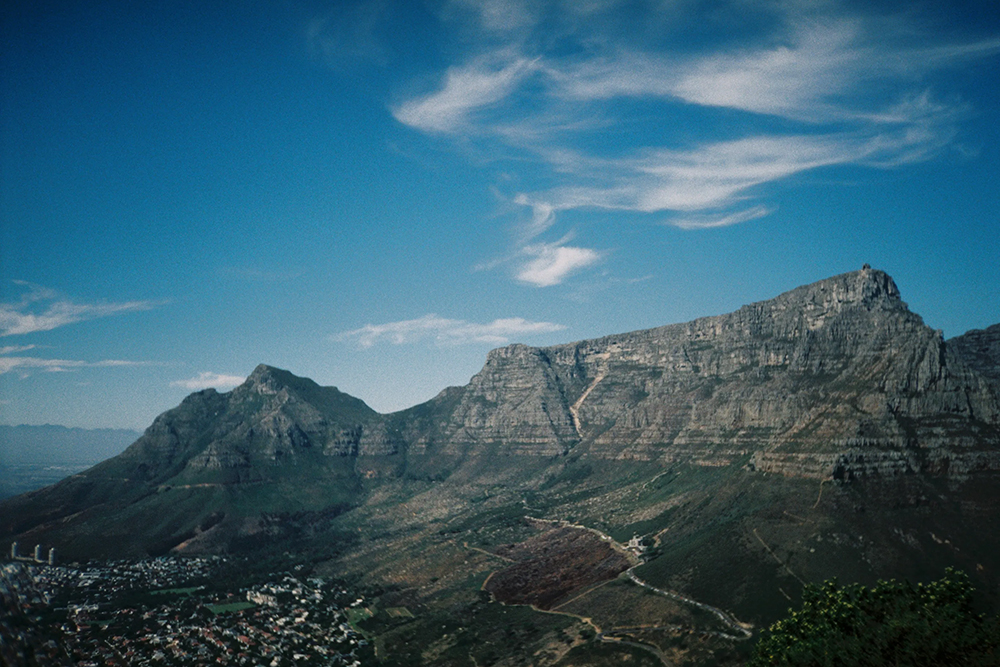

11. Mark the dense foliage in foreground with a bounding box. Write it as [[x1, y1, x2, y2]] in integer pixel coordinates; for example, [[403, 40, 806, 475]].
[[750, 569, 1000, 666]]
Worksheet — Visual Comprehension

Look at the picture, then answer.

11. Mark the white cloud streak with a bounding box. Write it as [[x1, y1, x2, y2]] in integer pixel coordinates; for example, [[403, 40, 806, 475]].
[[390, 3, 999, 283], [482, 90, 965, 231], [170, 372, 247, 391], [393, 55, 539, 133], [549, 26, 1000, 123], [0, 356, 155, 375], [516, 242, 603, 287], [336, 314, 566, 347], [551, 20, 867, 121], [0, 281, 164, 336], [671, 205, 774, 230]]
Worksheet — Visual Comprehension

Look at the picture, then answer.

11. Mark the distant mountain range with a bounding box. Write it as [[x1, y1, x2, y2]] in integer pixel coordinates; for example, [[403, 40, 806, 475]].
[[0, 425, 141, 500], [0, 425, 141, 465], [2, 267, 998, 665]]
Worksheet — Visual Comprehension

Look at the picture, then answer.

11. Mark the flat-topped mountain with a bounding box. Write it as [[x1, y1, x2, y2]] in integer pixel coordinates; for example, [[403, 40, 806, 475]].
[[2, 267, 999, 664], [395, 268, 999, 479]]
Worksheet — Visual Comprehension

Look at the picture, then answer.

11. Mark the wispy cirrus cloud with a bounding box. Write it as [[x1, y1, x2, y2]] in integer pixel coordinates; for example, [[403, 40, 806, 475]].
[[672, 205, 774, 230], [568, 26, 999, 124], [0, 281, 165, 336], [335, 314, 565, 347], [390, 2, 1000, 283], [170, 372, 247, 391], [393, 54, 539, 133], [444, 0, 539, 33], [514, 123, 957, 225], [554, 19, 868, 121], [0, 284, 166, 377], [0, 356, 155, 375]]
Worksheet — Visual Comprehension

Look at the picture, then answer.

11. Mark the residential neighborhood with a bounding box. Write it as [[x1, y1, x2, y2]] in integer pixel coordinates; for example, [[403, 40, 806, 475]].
[[1, 555, 369, 666]]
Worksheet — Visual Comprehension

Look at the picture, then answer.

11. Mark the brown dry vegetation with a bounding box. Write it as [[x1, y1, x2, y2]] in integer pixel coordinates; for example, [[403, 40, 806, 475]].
[[485, 526, 634, 609]]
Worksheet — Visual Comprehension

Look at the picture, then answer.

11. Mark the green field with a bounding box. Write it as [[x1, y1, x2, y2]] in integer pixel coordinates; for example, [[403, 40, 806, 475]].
[[385, 607, 414, 618], [207, 601, 255, 614], [346, 606, 376, 640], [346, 606, 374, 624]]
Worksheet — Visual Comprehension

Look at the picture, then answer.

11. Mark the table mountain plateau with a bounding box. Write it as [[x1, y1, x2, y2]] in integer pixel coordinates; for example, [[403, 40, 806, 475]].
[[3, 267, 999, 664], [394, 267, 998, 479]]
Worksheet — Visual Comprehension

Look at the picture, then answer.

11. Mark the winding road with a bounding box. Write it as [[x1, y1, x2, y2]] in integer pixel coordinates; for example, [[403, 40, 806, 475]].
[[473, 516, 754, 665]]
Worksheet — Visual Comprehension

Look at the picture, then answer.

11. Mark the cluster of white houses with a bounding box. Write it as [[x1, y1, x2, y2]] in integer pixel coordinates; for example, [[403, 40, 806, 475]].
[[9, 542, 55, 566]]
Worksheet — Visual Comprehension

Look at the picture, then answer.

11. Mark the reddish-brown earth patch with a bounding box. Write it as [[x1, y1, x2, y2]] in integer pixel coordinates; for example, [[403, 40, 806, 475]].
[[484, 525, 633, 610]]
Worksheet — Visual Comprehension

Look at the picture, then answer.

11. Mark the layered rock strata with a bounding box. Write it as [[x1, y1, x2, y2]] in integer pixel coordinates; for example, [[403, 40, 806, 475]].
[[403, 268, 1000, 480]]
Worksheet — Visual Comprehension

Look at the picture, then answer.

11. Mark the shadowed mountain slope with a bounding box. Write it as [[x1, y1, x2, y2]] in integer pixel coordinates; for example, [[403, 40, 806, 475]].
[[0, 365, 388, 557]]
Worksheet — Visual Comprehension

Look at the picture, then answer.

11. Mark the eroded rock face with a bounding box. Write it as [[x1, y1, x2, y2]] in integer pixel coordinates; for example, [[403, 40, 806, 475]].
[[950, 323, 1000, 384], [116, 388, 230, 480], [404, 345, 580, 457], [405, 268, 1000, 480]]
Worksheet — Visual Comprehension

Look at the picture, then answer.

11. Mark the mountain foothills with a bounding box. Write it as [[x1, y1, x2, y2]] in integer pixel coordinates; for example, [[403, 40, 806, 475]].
[[4, 267, 1000, 665]]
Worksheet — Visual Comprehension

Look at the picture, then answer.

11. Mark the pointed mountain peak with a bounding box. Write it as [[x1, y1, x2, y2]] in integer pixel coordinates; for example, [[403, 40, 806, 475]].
[[248, 363, 285, 381], [243, 364, 301, 395], [237, 366, 376, 418]]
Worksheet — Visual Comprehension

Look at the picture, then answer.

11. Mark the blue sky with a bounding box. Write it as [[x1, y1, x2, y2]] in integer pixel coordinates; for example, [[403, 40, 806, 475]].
[[2, 0, 999, 430]]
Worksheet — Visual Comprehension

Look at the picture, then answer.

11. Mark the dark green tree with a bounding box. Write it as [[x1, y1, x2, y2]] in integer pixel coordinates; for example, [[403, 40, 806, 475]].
[[749, 569, 1000, 666]]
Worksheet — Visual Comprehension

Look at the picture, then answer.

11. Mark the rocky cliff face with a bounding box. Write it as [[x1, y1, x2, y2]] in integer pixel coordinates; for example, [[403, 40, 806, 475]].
[[403, 268, 1000, 480], [950, 323, 1000, 385], [400, 344, 581, 458]]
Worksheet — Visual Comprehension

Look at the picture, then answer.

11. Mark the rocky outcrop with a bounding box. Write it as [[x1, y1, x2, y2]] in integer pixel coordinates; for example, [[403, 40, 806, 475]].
[[114, 388, 230, 480], [403, 345, 580, 457]]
